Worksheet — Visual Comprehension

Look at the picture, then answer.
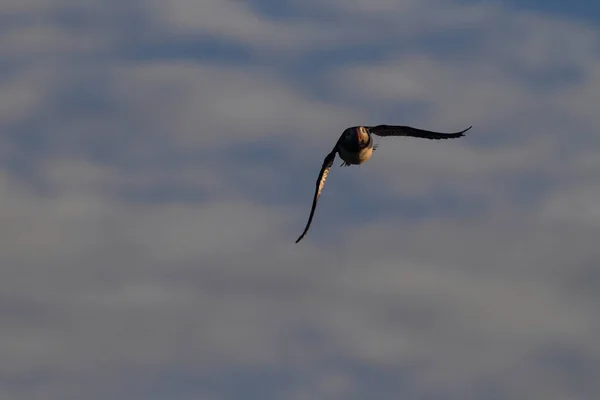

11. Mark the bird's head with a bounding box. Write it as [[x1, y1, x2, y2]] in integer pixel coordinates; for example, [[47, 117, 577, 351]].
[[356, 126, 369, 147]]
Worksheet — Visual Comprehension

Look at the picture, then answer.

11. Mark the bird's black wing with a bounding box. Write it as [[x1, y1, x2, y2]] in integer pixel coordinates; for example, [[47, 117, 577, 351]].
[[367, 125, 472, 140], [295, 147, 338, 243]]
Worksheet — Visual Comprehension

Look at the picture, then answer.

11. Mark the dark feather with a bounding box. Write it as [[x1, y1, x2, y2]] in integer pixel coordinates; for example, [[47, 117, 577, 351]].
[[295, 147, 337, 243], [368, 125, 472, 140]]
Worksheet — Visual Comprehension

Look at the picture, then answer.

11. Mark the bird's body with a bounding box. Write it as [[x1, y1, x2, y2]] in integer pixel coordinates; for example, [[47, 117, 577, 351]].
[[338, 126, 374, 166], [339, 144, 373, 165], [295, 123, 472, 243]]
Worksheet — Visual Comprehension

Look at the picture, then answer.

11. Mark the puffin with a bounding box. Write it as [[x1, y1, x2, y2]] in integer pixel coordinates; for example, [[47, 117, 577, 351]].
[[295, 124, 472, 243]]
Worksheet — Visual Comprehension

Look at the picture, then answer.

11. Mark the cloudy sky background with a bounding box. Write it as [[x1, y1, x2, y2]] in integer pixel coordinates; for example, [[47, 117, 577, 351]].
[[1, 0, 600, 399]]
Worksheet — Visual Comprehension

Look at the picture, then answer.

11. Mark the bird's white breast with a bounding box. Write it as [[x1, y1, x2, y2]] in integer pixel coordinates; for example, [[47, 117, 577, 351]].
[[339, 146, 373, 165]]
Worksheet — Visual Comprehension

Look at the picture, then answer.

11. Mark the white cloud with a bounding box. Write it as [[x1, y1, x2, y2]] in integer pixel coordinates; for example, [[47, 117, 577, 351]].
[[539, 182, 600, 226], [148, 0, 353, 51], [109, 61, 364, 149], [0, 75, 41, 125]]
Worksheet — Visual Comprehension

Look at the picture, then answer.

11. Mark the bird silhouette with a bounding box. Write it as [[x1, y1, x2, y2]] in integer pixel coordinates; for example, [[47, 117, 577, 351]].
[[295, 124, 472, 243]]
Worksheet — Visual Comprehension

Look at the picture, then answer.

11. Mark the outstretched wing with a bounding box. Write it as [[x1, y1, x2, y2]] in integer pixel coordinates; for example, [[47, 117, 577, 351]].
[[368, 125, 472, 140], [295, 148, 337, 243]]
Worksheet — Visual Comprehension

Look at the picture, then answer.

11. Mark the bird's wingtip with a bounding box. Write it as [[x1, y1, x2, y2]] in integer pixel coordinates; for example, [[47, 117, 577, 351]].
[[456, 125, 473, 137]]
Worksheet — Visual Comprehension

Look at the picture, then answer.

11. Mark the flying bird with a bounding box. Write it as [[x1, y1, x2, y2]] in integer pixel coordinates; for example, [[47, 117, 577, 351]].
[[295, 124, 472, 243]]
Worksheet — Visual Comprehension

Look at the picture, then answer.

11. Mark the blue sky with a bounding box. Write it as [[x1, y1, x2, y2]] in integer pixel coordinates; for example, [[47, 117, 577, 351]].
[[1, 0, 600, 399]]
